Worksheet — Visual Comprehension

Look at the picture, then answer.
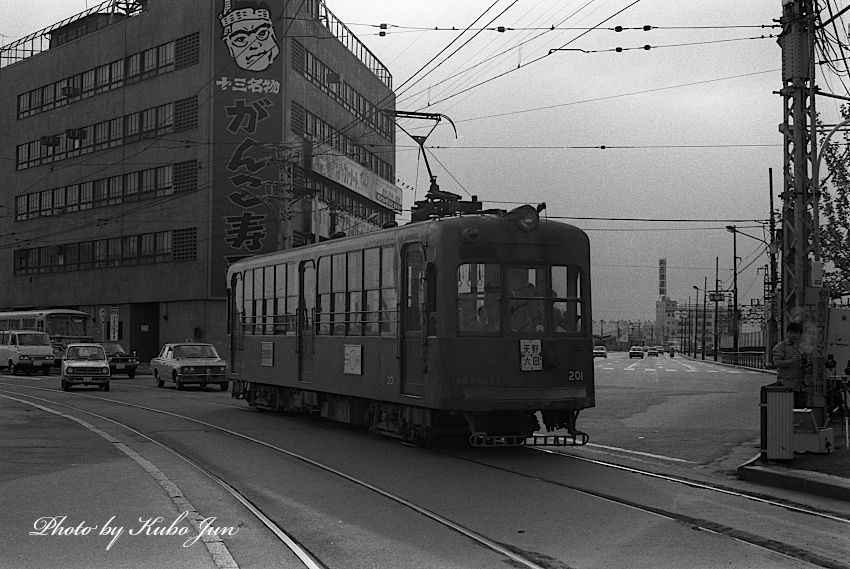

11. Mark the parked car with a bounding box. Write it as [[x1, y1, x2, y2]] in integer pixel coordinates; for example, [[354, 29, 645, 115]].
[[0, 330, 55, 375], [593, 345, 608, 358], [99, 341, 140, 378], [61, 343, 110, 391], [629, 346, 644, 358], [150, 342, 228, 390]]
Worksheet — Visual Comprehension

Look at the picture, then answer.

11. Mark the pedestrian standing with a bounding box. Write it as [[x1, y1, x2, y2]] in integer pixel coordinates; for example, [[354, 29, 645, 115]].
[[771, 321, 809, 408]]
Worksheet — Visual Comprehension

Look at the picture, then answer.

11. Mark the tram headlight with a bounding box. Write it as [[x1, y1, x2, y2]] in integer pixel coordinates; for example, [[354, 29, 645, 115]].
[[504, 205, 539, 231]]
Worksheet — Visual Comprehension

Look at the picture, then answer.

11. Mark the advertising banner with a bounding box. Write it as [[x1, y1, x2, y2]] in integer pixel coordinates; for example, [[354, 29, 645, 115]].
[[211, 0, 284, 295]]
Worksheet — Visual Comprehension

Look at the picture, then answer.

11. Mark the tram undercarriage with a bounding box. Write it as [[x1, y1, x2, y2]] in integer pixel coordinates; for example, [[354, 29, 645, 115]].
[[231, 380, 589, 447]]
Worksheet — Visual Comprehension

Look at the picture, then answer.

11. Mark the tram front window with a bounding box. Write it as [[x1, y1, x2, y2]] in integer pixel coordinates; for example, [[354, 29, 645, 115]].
[[507, 267, 546, 333]]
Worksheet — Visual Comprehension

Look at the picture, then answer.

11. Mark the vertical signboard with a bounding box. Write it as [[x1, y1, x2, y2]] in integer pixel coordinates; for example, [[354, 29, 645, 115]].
[[212, 0, 284, 295], [659, 258, 667, 296]]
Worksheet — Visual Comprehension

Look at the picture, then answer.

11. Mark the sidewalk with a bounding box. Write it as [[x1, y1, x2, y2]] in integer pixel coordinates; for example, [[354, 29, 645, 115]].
[[679, 353, 850, 502], [0, 395, 226, 569]]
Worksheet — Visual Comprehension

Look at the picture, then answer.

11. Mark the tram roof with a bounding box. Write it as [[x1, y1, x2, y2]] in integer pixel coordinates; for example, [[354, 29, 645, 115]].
[[228, 211, 587, 272]]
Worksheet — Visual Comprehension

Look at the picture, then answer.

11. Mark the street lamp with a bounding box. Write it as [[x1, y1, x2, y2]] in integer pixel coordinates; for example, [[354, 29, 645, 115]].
[[693, 278, 708, 360], [725, 226, 741, 360]]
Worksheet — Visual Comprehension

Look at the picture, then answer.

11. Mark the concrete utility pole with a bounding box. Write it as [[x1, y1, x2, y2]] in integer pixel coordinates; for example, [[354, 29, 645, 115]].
[[777, 0, 828, 422]]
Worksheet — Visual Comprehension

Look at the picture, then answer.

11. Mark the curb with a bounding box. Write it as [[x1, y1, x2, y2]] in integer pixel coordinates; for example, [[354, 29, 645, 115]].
[[737, 456, 850, 502]]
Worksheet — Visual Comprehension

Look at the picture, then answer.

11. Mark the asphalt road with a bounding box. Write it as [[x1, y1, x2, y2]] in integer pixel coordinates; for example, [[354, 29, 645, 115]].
[[578, 351, 773, 471], [1, 365, 849, 569]]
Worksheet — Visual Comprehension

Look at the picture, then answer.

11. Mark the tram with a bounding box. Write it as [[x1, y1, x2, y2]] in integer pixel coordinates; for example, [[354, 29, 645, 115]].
[[227, 200, 595, 446]]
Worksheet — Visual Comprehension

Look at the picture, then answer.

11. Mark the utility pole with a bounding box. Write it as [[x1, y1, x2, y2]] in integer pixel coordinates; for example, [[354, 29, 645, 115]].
[[731, 229, 739, 358], [701, 276, 708, 360], [714, 258, 720, 362], [777, 0, 828, 423], [767, 168, 780, 367]]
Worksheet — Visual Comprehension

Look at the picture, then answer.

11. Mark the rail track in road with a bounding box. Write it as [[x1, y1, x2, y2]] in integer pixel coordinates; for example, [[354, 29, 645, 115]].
[[0, 382, 560, 569], [436, 445, 850, 569], [4, 378, 849, 569]]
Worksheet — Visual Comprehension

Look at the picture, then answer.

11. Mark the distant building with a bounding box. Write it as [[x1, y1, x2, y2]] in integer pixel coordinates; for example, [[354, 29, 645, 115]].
[[655, 296, 678, 343], [0, 0, 400, 359]]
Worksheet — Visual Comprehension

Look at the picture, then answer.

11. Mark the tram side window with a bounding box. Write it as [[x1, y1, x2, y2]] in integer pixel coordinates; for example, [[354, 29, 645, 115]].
[[347, 250, 362, 335], [380, 246, 397, 336], [363, 248, 380, 336], [317, 256, 331, 334], [274, 263, 286, 334], [253, 267, 264, 334], [551, 265, 583, 334], [285, 262, 298, 334], [332, 254, 346, 335], [457, 263, 501, 334], [263, 265, 274, 334]]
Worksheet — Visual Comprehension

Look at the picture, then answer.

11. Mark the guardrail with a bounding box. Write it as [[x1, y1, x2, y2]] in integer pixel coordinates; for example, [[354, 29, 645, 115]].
[[720, 351, 766, 369]]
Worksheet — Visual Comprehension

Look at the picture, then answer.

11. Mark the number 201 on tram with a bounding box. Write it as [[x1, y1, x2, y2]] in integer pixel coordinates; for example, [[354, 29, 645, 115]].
[[227, 205, 595, 446]]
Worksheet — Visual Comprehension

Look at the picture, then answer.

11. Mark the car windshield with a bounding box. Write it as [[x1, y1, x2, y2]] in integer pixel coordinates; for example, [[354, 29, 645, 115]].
[[173, 345, 219, 359], [66, 346, 106, 360], [18, 333, 51, 346], [100, 342, 126, 354]]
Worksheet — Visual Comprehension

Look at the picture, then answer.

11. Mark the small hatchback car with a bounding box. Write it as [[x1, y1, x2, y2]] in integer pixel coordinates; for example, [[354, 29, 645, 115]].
[[629, 346, 644, 358], [61, 343, 111, 391], [593, 345, 607, 358]]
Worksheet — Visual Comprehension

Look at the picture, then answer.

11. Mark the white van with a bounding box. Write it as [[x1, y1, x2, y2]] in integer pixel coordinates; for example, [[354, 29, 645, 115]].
[[0, 330, 55, 374]]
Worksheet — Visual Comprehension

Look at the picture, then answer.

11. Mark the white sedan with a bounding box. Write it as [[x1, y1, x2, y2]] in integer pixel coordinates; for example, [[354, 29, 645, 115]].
[[150, 342, 228, 391]]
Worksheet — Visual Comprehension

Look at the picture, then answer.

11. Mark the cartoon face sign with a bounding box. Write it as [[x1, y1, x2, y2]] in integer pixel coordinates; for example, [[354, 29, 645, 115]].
[[219, 1, 279, 72]]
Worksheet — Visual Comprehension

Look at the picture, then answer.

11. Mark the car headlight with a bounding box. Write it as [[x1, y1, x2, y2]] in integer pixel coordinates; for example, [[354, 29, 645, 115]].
[[19, 354, 30, 360], [101, 368, 109, 375]]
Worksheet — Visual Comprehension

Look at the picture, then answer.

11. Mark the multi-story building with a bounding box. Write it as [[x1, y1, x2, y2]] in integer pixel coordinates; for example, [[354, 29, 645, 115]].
[[0, 0, 400, 359]]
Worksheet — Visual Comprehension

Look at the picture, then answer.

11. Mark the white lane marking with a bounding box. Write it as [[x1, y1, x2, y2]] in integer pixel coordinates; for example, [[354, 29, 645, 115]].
[[584, 442, 697, 464], [0, 393, 240, 569]]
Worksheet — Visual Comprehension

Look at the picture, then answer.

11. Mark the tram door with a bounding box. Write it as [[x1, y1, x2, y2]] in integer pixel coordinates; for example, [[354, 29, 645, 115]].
[[228, 273, 244, 377], [401, 246, 426, 397], [298, 261, 316, 382]]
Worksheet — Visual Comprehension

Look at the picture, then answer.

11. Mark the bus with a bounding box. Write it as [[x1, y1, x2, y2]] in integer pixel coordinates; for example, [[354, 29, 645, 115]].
[[0, 309, 94, 365]]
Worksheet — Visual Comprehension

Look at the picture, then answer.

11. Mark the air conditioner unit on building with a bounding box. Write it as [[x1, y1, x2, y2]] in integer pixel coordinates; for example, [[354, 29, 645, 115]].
[[40, 136, 60, 147]]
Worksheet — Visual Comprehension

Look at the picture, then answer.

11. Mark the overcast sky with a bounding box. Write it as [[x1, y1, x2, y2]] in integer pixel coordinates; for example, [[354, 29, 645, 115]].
[[3, 1, 847, 323]]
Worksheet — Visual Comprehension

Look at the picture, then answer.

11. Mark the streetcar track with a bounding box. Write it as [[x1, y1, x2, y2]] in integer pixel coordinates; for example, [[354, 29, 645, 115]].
[[0, 388, 327, 569], [435, 447, 850, 569], [6, 379, 848, 569], [0, 383, 556, 569]]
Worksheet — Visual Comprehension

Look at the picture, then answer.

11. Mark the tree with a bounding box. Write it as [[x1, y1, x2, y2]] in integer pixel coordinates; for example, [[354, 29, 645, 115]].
[[818, 105, 850, 301]]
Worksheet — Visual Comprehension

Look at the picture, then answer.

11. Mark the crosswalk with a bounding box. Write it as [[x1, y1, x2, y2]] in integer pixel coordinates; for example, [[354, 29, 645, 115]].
[[595, 356, 745, 373]]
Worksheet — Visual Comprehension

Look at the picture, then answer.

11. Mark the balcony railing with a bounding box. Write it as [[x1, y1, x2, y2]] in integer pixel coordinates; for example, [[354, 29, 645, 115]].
[[1, 0, 145, 68], [317, 1, 392, 89]]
